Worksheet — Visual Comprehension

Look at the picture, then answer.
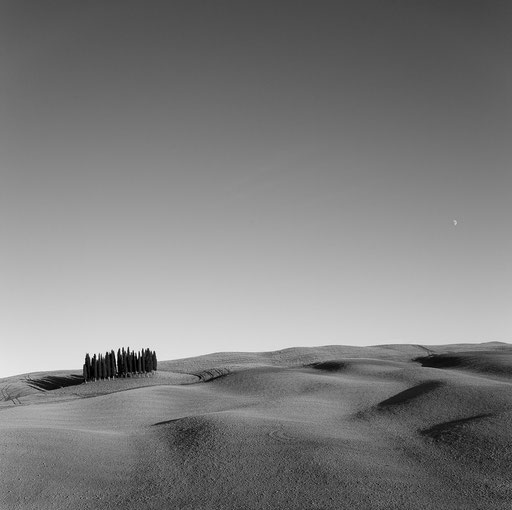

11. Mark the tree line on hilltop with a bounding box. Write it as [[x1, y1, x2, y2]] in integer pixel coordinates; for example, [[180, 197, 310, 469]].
[[83, 347, 157, 382]]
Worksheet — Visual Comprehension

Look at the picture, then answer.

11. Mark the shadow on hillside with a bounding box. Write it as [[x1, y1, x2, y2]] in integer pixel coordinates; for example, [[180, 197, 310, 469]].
[[24, 374, 84, 392], [421, 413, 494, 441], [306, 360, 346, 372], [414, 352, 512, 379], [378, 381, 443, 407], [191, 367, 231, 382], [414, 355, 464, 368]]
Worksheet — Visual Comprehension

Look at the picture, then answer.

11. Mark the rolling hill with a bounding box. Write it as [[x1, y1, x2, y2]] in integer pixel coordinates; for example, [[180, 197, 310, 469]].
[[1, 342, 511, 509]]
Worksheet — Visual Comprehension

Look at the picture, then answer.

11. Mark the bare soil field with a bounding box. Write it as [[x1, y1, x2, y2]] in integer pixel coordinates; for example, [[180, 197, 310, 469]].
[[1, 342, 511, 509]]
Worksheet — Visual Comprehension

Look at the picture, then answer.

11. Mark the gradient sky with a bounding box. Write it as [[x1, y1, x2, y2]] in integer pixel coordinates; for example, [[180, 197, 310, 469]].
[[1, 1, 511, 377]]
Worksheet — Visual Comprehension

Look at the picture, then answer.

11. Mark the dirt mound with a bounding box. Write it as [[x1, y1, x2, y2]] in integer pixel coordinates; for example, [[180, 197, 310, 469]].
[[155, 414, 219, 452]]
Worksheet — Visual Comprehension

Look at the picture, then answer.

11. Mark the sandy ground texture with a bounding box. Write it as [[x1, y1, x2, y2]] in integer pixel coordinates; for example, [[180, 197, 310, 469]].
[[1, 342, 511, 509]]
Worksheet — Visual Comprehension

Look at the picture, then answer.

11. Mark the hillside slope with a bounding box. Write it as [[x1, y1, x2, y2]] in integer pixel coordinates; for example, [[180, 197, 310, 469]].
[[1, 342, 511, 509]]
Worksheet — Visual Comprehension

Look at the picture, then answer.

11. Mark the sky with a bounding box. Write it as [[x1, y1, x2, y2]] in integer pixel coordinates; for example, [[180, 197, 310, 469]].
[[1, 0, 511, 377]]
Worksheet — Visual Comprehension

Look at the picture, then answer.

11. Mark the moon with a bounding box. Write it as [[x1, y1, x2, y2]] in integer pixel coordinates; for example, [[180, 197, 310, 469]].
[[453, 220, 458, 226]]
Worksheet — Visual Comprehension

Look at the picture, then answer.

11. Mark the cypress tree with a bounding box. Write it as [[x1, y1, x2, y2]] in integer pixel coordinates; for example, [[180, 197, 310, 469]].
[[146, 348, 153, 372], [117, 349, 122, 377], [104, 352, 109, 379], [111, 350, 117, 378], [122, 348, 127, 377], [84, 353, 91, 382], [152, 351, 157, 371], [92, 354, 98, 381]]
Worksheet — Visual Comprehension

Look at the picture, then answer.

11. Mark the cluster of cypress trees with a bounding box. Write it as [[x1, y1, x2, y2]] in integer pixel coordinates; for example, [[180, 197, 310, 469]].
[[83, 348, 157, 382]]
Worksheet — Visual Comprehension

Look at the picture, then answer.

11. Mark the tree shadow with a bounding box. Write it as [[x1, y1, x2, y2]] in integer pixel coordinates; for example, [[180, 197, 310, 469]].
[[24, 374, 84, 392]]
